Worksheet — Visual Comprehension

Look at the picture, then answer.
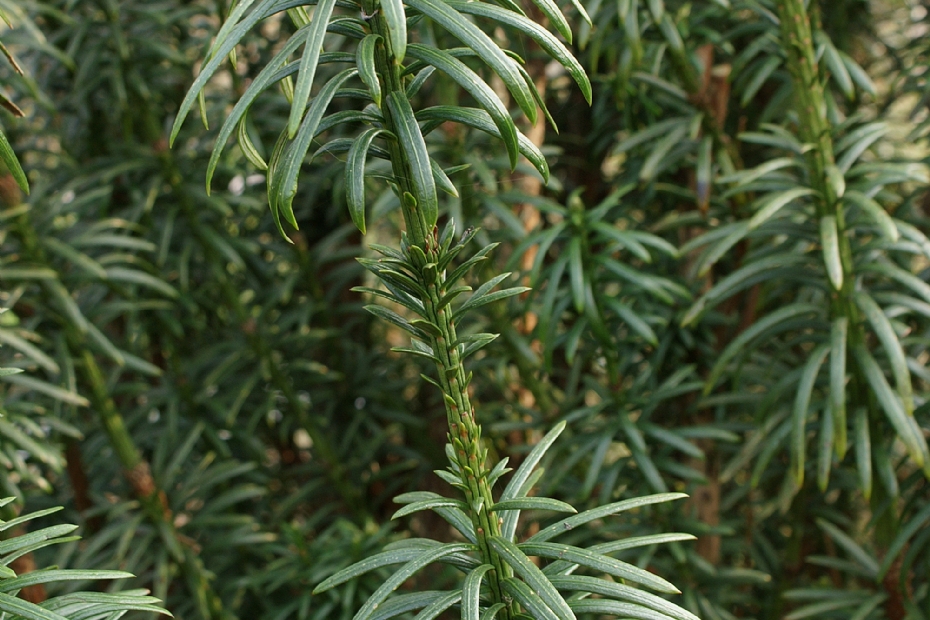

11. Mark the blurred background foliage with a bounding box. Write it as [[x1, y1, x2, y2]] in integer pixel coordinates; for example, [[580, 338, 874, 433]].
[[0, 0, 928, 619]]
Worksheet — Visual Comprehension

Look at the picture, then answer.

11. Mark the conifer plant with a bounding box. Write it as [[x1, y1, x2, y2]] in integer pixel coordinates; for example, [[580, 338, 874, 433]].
[[174, 0, 696, 617]]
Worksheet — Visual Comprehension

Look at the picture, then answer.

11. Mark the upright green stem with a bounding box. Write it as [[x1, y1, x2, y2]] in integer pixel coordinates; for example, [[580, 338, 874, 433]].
[[777, 0, 904, 566], [366, 10, 516, 616], [777, 1, 867, 410], [776, 0, 858, 313]]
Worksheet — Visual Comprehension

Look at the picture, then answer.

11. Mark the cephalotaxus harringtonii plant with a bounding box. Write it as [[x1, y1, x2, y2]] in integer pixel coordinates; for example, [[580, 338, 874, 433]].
[[173, 0, 697, 618], [0, 496, 170, 619], [1, 340, 169, 618]]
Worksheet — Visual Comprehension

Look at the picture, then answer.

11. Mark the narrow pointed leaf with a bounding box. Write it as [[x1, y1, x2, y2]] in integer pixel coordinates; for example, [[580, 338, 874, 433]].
[[696, 136, 712, 209], [570, 599, 681, 620], [821, 35, 854, 99], [490, 537, 575, 619], [369, 592, 452, 620], [844, 191, 898, 241], [2, 374, 89, 408], [640, 123, 689, 182], [171, 0, 291, 144], [748, 188, 815, 230], [856, 292, 914, 414], [270, 68, 359, 232], [497, 422, 564, 505], [492, 497, 576, 513], [205, 27, 308, 191], [381, 0, 407, 63], [392, 497, 468, 520], [527, 0, 572, 43], [528, 493, 687, 543], [0, 524, 78, 556], [681, 253, 809, 325], [853, 407, 872, 500], [457, 273, 513, 313], [861, 261, 930, 304], [589, 533, 697, 555], [356, 34, 382, 105], [499, 421, 566, 539], [820, 216, 843, 290], [431, 159, 459, 197], [462, 564, 494, 620], [0, 329, 59, 374], [0, 129, 28, 194], [392, 346, 441, 363], [412, 591, 461, 620], [418, 106, 546, 180], [815, 519, 878, 576], [392, 493, 476, 543], [0, 592, 69, 620], [206, 0, 259, 62], [840, 50, 876, 95], [818, 404, 834, 491], [407, 47, 519, 169], [522, 542, 680, 593], [105, 268, 178, 298], [237, 117, 268, 170], [500, 578, 560, 620], [853, 344, 926, 468], [693, 223, 751, 280], [791, 343, 829, 486], [405, 0, 537, 125], [830, 317, 848, 459], [353, 544, 473, 620], [568, 237, 585, 312], [876, 500, 930, 580], [551, 576, 698, 620], [461, 333, 499, 359], [314, 547, 447, 594], [287, 0, 339, 138], [364, 304, 428, 338], [0, 570, 133, 593], [346, 128, 388, 234], [740, 56, 781, 107], [603, 298, 659, 345], [386, 91, 438, 229]]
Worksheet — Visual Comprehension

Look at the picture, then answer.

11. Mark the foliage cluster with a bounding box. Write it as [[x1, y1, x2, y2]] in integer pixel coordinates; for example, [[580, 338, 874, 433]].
[[0, 0, 928, 619]]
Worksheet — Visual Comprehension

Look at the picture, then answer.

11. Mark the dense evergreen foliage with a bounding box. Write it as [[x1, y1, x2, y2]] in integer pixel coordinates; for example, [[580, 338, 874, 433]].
[[0, 0, 928, 619]]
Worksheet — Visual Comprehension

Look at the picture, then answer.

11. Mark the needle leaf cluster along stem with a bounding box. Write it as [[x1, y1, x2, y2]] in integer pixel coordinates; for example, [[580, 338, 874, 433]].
[[176, 0, 694, 616], [777, 0, 930, 500], [363, 13, 514, 608], [776, 0, 861, 487]]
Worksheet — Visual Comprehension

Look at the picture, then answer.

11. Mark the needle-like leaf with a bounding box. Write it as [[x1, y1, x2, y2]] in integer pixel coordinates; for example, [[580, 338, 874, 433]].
[[287, 0, 339, 138], [346, 127, 388, 234], [386, 91, 438, 229], [406, 46, 520, 169], [405, 0, 537, 124]]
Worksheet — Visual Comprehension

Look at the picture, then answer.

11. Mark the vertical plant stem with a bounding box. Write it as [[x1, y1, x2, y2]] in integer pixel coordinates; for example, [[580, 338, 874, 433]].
[[776, 0, 858, 310], [777, 6, 909, 608], [776, 0, 869, 444], [365, 10, 516, 616]]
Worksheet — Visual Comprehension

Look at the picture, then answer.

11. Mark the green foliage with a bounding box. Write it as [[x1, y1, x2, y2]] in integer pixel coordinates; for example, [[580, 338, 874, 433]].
[[0, 497, 169, 619], [0, 0, 928, 619]]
